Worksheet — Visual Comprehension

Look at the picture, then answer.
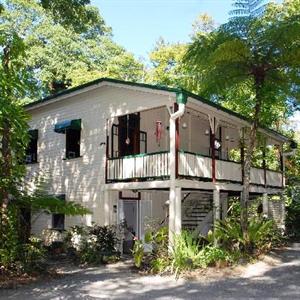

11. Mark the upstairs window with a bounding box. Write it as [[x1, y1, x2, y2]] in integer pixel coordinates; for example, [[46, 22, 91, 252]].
[[25, 129, 38, 164], [66, 128, 81, 159], [54, 119, 81, 159]]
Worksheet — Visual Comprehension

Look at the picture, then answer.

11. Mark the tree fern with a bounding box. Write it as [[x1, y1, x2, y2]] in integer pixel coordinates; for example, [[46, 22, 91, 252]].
[[230, 0, 266, 17]]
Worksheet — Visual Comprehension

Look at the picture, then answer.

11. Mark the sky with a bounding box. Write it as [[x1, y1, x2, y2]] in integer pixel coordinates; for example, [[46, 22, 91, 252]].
[[92, 0, 233, 59], [92, 0, 299, 128]]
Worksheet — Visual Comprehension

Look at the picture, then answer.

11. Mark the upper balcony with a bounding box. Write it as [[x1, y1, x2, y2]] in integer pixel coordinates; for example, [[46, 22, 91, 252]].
[[105, 106, 284, 189]]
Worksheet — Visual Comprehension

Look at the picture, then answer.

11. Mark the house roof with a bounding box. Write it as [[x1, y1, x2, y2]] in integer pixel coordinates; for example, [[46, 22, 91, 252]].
[[24, 77, 290, 142]]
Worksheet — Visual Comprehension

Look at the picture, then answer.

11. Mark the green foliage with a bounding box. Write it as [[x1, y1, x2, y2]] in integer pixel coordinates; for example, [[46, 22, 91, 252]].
[[132, 239, 144, 268], [170, 230, 202, 276], [285, 185, 300, 238], [0, 206, 45, 274], [146, 226, 170, 273], [66, 224, 119, 264], [150, 230, 232, 277], [0, 0, 144, 98], [22, 236, 46, 271], [39, 0, 110, 36], [185, 1, 300, 126], [230, 0, 266, 17], [208, 215, 282, 254], [0, 206, 21, 271], [22, 193, 91, 216], [147, 38, 188, 87], [184, 0, 300, 242], [201, 245, 233, 266]]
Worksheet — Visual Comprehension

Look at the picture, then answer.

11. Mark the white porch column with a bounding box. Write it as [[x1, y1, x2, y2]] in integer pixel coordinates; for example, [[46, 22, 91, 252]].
[[213, 188, 220, 246], [213, 188, 221, 223], [169, 187, 175, 247], [174, 187, 182, 234], [104, 190, 110, 226], [262, 192, 268, 217], [222, 193, 228, 220], [169, 116, 176, 246]]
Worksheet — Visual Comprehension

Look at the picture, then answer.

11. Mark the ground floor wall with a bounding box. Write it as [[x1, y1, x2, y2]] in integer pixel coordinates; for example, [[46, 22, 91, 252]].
[[31, 186, 286, 243]]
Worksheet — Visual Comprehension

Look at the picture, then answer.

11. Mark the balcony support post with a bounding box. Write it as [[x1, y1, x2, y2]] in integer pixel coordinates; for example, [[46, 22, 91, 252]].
[[222, 193, 228, 220], [240, 127, 245, 184], [280, 144, 285, 187], [168, 99, 185, 248], [213, 187, 220, 245], [208, 116, 218, 183], [169, 105, 178, 248], [104, 190, 110, 226], [262, 192, 268, 217], [174, 187, 182, 234], [262, 140, 267, 188]]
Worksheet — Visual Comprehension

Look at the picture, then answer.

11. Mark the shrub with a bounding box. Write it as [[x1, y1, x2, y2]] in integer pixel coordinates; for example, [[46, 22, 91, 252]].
[[208, 216, 282, 254], [150, 231, 234, 277], [201, 245, 233, 267], [66, 224, 120, 264], [146, 226, 169, 272], [286, 199, 300, 239], [169, 230, 202, 276], [132, 239, 144, 268], [0, 207, 21, 272], [22, 237, 46, 271]]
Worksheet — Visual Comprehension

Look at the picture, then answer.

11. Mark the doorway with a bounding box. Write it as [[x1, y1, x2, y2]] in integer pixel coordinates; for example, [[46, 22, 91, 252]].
[[111, 113, 147, 158], [118, 113, 140, 156], [119, 199, 139, 254]]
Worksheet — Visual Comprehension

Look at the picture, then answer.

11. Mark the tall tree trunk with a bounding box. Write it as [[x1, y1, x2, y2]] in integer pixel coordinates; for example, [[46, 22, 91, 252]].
[[0, 46, 12, 231], [240, 71, 264, 251]]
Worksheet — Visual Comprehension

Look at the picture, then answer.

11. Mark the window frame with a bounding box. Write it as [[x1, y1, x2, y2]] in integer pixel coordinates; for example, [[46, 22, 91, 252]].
[[52, 194, 66, 231], [65, 128, 81, 159], [25, 130, 38, 164]]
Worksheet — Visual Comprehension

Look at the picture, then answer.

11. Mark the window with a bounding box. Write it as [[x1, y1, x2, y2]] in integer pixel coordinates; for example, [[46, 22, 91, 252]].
[[52, 195, 65, 230], [52, 214, 65, 230], [25, 129, 38, 163], [66, 128, 81, 159], [54, 119, 81, 159]]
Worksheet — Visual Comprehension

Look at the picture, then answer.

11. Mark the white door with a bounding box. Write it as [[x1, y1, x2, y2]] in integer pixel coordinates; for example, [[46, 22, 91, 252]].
[[122, 200, 138, 240]]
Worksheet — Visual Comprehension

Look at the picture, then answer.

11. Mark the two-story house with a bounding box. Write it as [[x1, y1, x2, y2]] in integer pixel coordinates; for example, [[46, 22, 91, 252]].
[[25, 78, 289, 246]]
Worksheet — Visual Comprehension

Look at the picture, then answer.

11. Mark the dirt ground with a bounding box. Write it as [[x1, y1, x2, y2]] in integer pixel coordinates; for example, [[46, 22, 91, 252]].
[[1, 244, 300, 299]]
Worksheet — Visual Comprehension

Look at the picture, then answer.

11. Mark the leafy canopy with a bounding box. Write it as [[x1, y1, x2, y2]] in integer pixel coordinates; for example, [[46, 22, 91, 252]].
[[184, 0, 300, 128], [1, 0, 144, 100]]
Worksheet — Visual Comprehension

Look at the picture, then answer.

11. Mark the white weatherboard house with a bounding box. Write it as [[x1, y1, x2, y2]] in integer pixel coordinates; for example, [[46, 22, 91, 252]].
[[24, 78, 289, 247]]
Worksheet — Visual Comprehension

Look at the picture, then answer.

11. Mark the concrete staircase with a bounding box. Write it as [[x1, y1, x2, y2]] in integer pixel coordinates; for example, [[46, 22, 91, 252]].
[[182, 192, 213, 234]]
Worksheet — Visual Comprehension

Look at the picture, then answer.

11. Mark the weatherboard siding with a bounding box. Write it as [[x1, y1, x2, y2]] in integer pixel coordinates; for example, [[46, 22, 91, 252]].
[[27, 86, 172, 235]]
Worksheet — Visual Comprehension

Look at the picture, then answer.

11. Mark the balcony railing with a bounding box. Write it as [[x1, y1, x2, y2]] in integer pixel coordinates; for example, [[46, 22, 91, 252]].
[[107, 151, 170, 182], [178, 151, 212, 179], [106, 150, 283, 188]]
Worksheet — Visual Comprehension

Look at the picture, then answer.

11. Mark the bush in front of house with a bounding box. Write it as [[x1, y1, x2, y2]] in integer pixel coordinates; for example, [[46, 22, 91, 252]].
[[133, 208, 284, 277], [285, 186, 300, 239], [65, 224, 120, 264], [133, 227, 232, 277], [208, 216, 283, 255], [0, 206, 46, 276], [286, 200, 300, 239]]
